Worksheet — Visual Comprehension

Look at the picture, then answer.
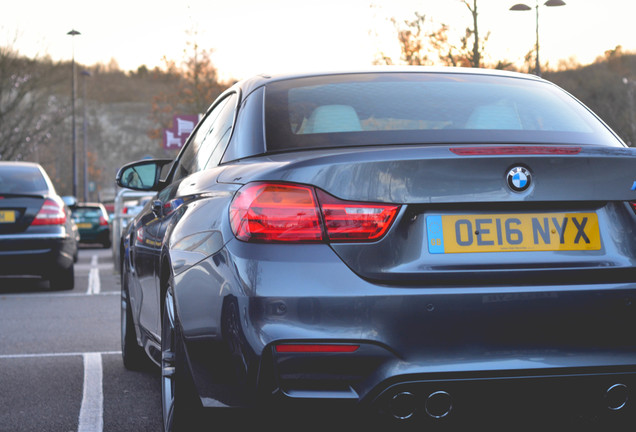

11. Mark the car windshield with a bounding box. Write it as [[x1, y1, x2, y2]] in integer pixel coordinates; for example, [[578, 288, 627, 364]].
[[0, 165, 49, 194], [264, 72, 624, 151], [74, 208, 102, 218]]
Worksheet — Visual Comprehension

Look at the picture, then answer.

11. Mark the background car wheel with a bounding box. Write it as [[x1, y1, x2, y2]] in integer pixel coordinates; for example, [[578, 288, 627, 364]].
[[49, 265, 74, 291], [121, 286, 150, 371], [162, 284, 202, 432]]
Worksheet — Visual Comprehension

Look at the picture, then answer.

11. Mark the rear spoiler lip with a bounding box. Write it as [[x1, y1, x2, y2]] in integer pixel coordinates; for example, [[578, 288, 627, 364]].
[[0, 193, 47, 199]]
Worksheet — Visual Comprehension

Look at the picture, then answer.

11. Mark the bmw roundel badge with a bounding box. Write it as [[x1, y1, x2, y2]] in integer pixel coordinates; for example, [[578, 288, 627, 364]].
[[507, 166, 532, 192]]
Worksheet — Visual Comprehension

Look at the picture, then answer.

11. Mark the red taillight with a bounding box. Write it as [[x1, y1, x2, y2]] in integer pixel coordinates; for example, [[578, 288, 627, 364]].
[[31, 198, 66, 226], [99, 216, 109, 226], [230, 183, 323, 242], [230, 183, 400, 243], [630, 201, 636, 214], [275, 344, 359, 353], [317, 190, 399, 242]]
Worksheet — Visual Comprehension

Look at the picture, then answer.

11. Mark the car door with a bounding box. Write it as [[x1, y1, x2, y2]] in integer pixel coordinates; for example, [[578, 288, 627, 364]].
[[132, 92, 239, 337]]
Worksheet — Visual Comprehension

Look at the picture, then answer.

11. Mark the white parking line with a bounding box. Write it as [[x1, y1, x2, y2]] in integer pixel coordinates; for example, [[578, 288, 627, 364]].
[[87, 255, 101, 295], [78, 352, 104, 432], [0, 351, 121, 359], [1, 292, 119, 299], [1, 351, 120, 432]]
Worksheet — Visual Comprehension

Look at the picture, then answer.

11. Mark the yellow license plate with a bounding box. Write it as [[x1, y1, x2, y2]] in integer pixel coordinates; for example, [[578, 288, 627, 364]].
[[0, 210, 16, 223], [77, 222, 92, 229], [426, 212, 601, 254]]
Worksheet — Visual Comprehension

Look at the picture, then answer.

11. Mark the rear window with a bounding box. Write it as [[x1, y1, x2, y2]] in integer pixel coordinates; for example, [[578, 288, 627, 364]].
[[74, 207, 105, 218], [0, 165, 49, 194], [265, 72, 623, 151]]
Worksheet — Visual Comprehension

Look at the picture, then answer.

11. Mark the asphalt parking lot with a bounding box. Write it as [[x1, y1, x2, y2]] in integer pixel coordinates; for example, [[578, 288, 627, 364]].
[[0, 247, 162, 432], [2, 247, 633, 432]]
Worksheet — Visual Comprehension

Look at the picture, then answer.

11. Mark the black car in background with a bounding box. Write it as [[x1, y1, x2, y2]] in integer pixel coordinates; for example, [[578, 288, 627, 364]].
[[117, 67, 636, 430], [0, 161, 77, 290], [71, 202, 111, 248]]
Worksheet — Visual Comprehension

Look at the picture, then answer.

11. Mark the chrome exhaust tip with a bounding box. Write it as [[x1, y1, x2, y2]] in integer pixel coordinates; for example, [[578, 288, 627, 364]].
[[425, 391, 453, 419], [606, 383, 628, 411], [389, 391, 417, 420]]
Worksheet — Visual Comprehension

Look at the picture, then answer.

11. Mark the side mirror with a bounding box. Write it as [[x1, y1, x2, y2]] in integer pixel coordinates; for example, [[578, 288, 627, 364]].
[[62, 196, 77, 209], [116, 159, 173, 191]]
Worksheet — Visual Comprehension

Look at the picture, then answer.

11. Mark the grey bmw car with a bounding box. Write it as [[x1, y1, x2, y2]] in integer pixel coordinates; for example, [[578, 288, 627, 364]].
[[117, 67, 636, 430]]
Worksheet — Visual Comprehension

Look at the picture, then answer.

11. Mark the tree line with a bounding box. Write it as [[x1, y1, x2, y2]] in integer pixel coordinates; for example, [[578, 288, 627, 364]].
[[0, 7, 635, 198], [0, 40, 231, 199]]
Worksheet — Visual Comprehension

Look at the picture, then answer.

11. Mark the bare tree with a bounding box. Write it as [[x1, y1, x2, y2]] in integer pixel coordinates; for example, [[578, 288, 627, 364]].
[[462, 0, 482, 67], [380, 0, 494, 69], [148, 36, 229, 148], [0, 43, 67, 161], [393, 12, 431, 66]]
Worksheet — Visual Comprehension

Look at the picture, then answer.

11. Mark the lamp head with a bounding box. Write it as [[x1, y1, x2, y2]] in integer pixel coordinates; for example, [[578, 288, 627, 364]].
[[510, 3, 532, 11]]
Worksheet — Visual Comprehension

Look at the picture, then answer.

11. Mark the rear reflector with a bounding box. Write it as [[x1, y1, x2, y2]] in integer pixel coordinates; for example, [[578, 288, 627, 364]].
[[275, 344, 359, 353], [31, 198, 66, 226], [230, 182, 400, 243], [450, 146, 582, 156]]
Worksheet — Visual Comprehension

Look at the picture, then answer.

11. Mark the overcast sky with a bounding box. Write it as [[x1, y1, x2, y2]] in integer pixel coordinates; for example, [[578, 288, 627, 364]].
[[2, 0, 635, 80]]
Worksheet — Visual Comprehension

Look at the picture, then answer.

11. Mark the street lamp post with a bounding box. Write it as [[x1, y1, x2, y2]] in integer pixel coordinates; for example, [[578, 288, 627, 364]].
[[510, 0, 565, 77], [81, 70, 91, 202], [67, 29, 81, 199], [623, 78, 636, 146]]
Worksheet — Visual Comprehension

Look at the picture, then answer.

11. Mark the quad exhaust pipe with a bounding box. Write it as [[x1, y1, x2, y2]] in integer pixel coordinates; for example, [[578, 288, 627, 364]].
[[425, 391, 453, 419], [387, 383, 628, 422], [389, 392, 417, 420], [605, 383, 628, 411], [389, 390, 453, 421]]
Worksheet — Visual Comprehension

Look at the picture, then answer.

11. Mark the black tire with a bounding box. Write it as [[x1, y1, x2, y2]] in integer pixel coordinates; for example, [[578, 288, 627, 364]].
[[121, 284, 150, 370], [161, 282, 202, 432], [49, 265, 74, 291]]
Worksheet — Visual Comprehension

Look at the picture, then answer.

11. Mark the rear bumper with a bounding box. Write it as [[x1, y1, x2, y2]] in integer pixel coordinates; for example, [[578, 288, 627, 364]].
[[186, 337, 636, 426], [78, 226, 110, 244], [175, 241, 636, 424], [0, 233, 74, 277]]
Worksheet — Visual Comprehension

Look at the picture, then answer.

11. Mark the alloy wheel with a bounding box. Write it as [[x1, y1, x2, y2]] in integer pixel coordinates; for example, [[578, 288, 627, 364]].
[[161, 288, 177, 431]]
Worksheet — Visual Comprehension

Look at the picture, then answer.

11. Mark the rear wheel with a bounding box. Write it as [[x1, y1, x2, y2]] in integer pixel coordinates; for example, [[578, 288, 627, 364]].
[[121, 283, 150, 370], [49, 265, 74, 291], [162, 282, 202, 432]]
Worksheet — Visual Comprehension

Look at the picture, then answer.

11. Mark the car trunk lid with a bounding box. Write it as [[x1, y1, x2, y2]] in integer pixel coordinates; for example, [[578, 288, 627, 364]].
[[0, 194, 47, 234], [219, 144, 636, 286]]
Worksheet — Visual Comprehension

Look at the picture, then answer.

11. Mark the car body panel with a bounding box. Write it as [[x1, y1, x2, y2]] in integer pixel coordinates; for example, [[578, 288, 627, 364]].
[[217, 145, 635, 203]]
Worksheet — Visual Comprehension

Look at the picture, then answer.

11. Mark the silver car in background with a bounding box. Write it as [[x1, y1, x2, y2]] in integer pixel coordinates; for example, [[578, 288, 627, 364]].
[[111, 188, 155, 272]]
